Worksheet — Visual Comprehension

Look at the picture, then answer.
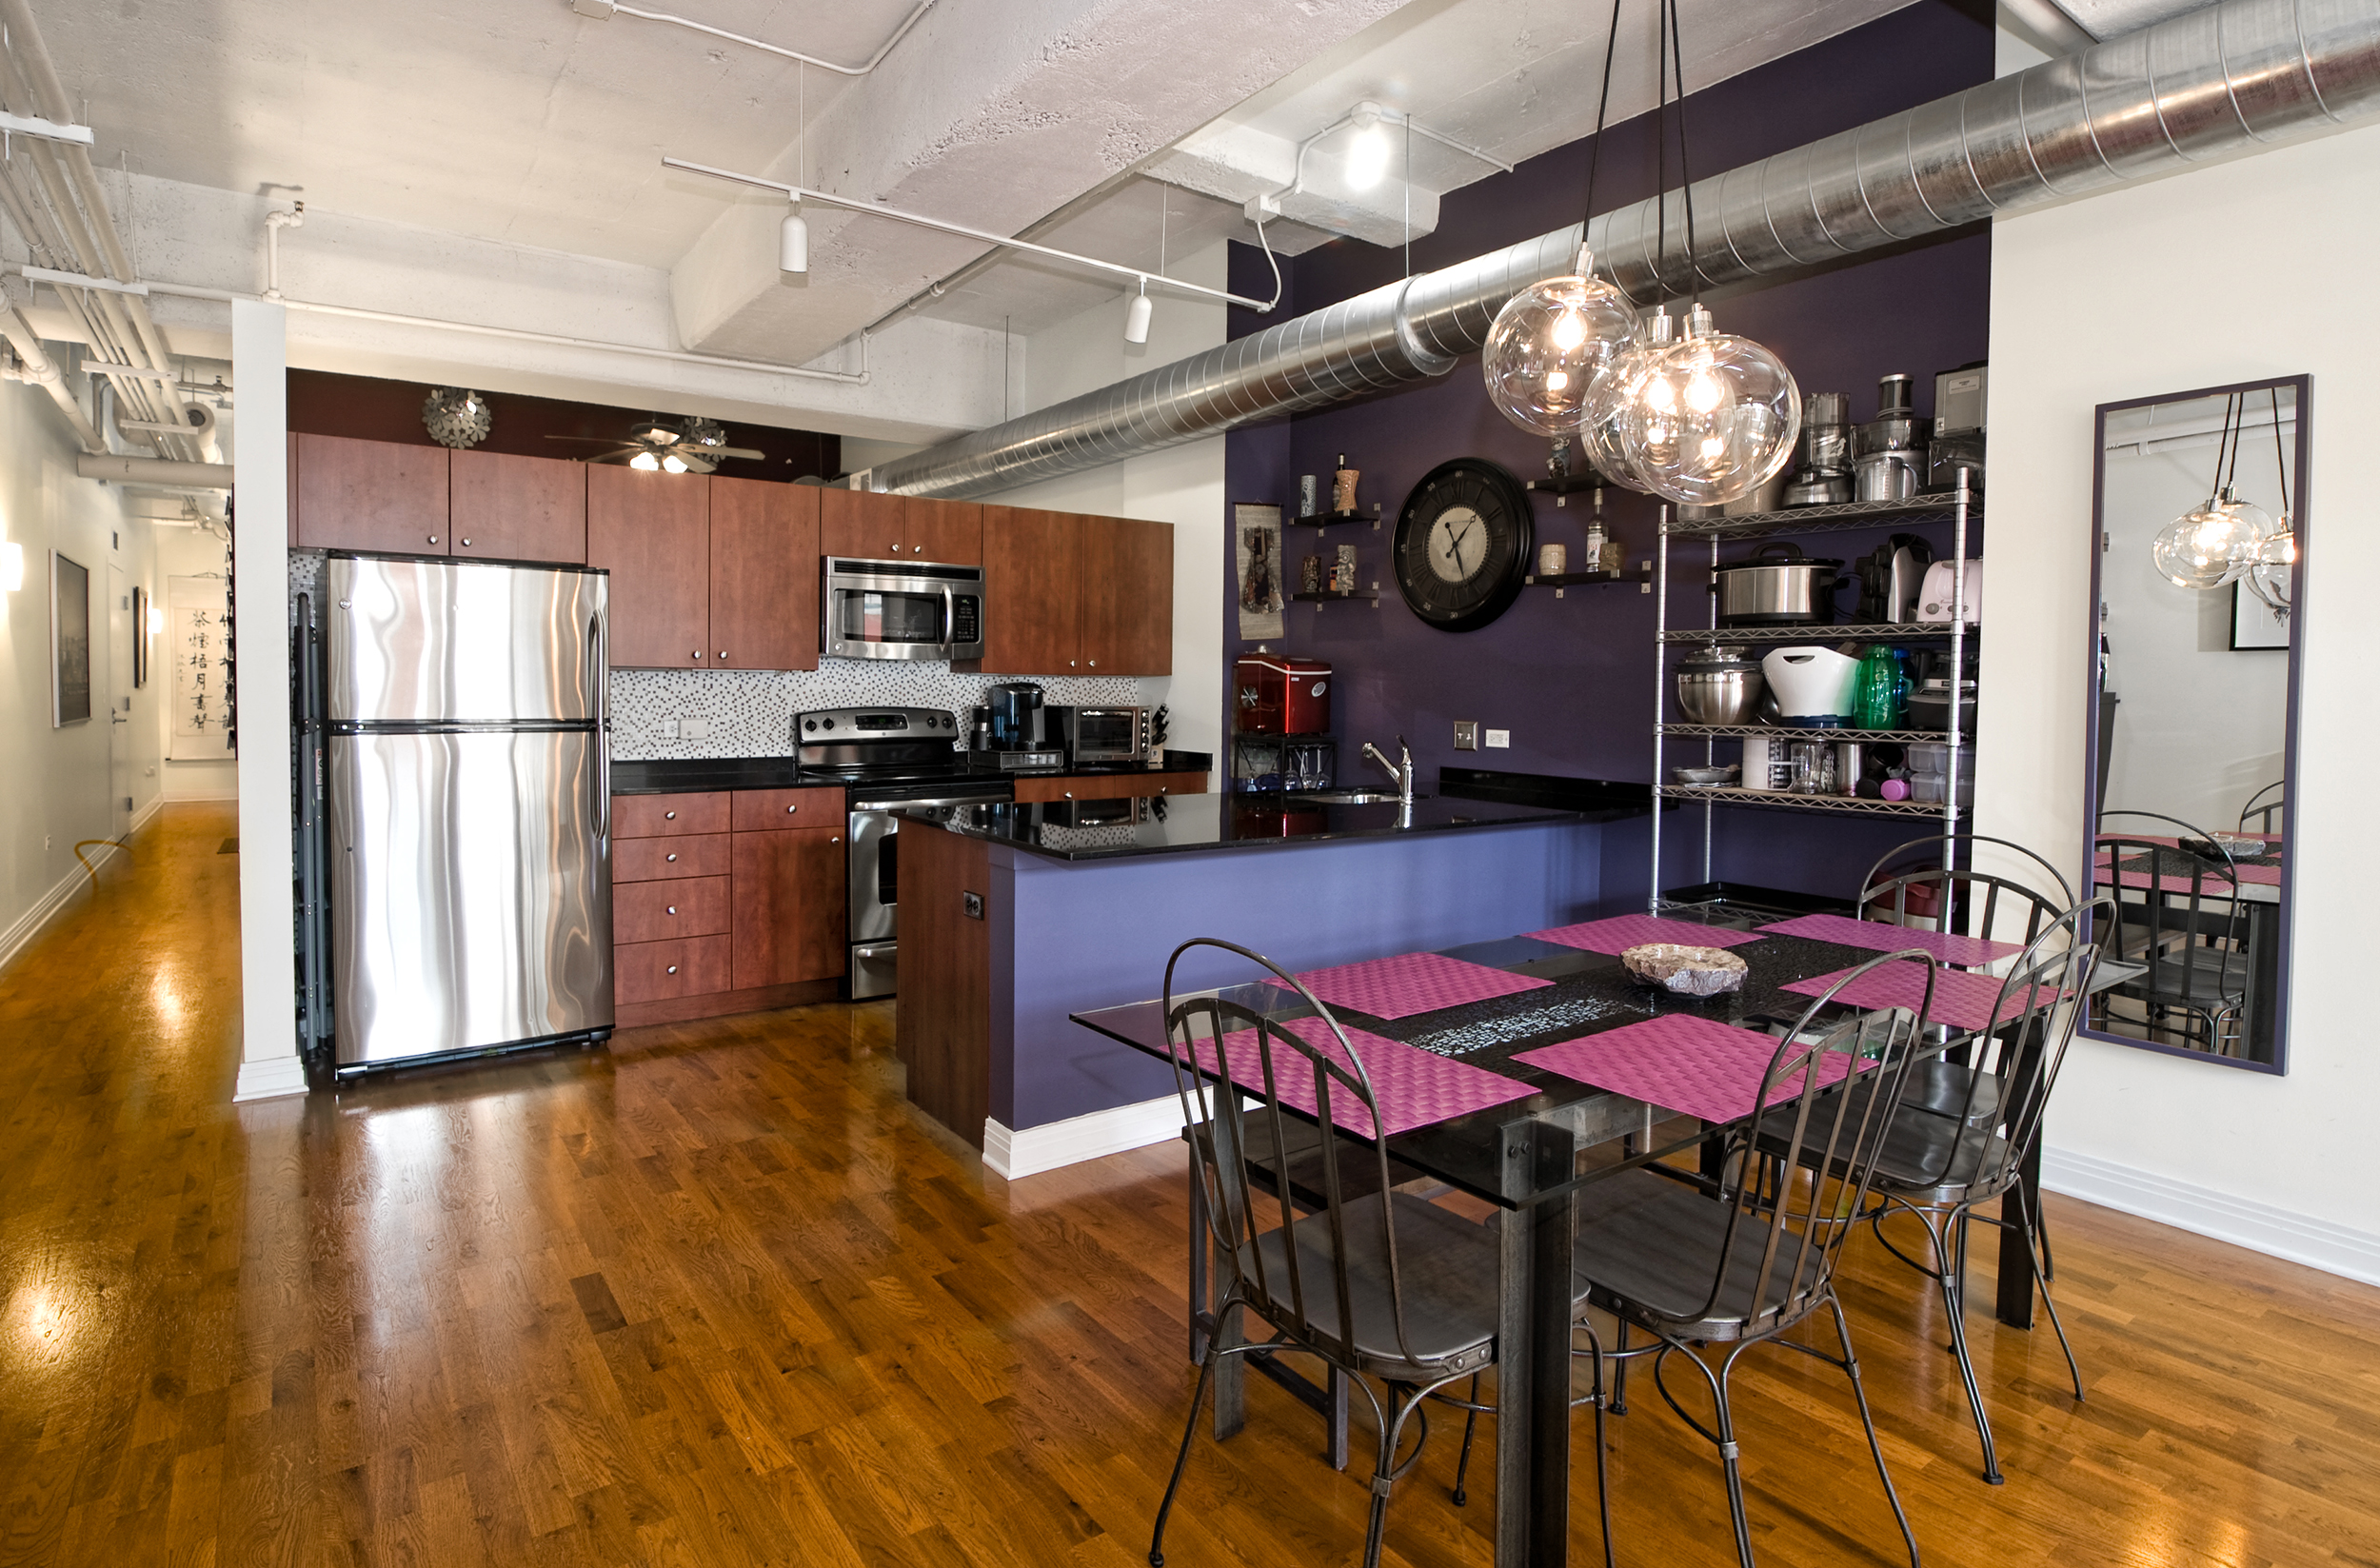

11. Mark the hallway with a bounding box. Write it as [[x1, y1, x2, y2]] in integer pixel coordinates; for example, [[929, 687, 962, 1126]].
[[3, 803, 2377, 1568]]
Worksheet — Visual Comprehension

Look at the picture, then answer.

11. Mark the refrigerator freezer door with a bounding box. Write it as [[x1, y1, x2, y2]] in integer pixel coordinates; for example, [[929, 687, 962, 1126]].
[[327, 555, 606, 724], [329, 728, 614, 1065]]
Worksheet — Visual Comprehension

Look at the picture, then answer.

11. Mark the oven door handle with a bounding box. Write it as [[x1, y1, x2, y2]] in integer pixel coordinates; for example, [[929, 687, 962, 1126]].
[[853, 943, 897, 960], [941, 586, 955, 659]]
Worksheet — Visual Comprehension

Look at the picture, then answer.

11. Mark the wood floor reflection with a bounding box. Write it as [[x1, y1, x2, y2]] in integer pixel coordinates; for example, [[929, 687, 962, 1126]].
[[3, 801, 2375, 1567]]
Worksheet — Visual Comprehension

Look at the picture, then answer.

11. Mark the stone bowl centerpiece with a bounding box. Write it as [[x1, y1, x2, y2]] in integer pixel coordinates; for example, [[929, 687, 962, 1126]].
[[1619, 943, 1750, 998]]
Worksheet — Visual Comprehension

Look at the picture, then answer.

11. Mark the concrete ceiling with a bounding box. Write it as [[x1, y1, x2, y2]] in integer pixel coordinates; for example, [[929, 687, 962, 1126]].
[[30, 0, 2003, 375]]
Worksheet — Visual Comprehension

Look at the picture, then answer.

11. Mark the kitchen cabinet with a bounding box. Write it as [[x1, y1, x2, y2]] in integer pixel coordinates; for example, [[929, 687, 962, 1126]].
[[291, 433, 449, 553], [1012, 770, 1208, 804], [708, 477, 819, 671], [821, 488, 982, 565], [449, 449, 586, 563], [586, 466, 710, 668], [968, 506, 1171, 676], [611, 786, 846, 1026], [730, 828, 846, 989]]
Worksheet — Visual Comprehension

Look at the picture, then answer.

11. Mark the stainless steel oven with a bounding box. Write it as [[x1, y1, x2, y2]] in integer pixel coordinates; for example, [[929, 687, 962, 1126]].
[[823, 557, 985, 662]]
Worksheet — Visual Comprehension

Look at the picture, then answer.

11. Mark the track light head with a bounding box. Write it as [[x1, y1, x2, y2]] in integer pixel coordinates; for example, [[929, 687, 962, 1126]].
[[1124, 282, 1153, 345], [780, 206, 809, 274]]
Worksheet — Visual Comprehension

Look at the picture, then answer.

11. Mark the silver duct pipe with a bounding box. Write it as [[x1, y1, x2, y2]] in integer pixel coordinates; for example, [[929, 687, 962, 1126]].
[[878, 0, 2380, 498]]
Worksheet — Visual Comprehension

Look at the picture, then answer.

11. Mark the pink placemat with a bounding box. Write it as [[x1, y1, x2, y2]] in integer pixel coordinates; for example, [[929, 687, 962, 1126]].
[[2093, 848, 2281, 891], [1758, 911, 2020, 967], [1514, 1014, 1853, 1125], [1184, 1017, 1537, 1137], [1523, 914, 1766, 957], [1269, 951, 1551, 1021], [1780, 959, 2061, 1033]]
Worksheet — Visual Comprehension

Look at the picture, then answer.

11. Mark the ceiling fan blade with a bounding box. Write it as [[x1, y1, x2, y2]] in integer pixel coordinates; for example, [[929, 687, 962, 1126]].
[[545, 434, 635, 446], [710, 446, 767, 461], [678, 454, 720, 475]]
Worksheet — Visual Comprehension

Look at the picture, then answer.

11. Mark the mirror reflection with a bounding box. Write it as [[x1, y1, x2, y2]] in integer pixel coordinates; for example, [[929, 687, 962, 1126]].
[[2087, 379, 2302, 1070]]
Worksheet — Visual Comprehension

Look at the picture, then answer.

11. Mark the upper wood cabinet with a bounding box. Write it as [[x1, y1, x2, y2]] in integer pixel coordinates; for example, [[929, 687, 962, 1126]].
[[449, 449, 586, 563], [968, 506, 1171, 676], [1081, 515, 1172, 676], [586, 466, 709, 668], [708, 477, 819, 672], [291, 433, 449, 554], [821, 489, 982, 566]]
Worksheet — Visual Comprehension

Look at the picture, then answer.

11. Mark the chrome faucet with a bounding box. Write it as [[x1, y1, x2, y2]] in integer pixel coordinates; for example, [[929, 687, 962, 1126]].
[[1361, 735, 1416, 807]]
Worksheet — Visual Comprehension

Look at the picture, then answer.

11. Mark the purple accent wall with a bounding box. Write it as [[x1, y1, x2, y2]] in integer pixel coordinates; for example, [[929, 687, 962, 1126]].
[[1221, 2, 1994, 913], [994, 820, 1602, 1130]]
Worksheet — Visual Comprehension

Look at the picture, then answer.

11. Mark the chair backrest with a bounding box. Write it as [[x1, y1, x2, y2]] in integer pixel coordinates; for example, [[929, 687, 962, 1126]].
[[2093, 813, 2248, 1010], [1856, 833, 2073, 955], [1160, 938, 1426, 1375], [1660, 949, 1934, 1334], [1893, 896, 2111, 1199], [2238, 781, 2285, 835]]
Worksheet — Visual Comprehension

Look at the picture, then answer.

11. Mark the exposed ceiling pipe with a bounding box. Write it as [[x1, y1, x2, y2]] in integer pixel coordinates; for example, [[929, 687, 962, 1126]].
[[874, 0, 2380, 499], [570, 0, 937, 75], [74, 453, 234, 487], [1, 300, 105, 452]]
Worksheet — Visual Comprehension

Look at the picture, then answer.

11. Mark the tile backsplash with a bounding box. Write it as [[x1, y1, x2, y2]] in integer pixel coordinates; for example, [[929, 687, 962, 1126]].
[[608, 665, 1140, 760]]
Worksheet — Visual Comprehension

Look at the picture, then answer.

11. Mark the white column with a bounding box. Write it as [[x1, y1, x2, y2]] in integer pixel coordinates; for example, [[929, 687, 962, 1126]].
[[231, 299, 304, 1102]]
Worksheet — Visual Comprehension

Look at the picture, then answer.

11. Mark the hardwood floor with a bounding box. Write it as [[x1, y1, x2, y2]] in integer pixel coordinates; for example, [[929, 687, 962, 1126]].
[[4, 801, 2377, 1567]]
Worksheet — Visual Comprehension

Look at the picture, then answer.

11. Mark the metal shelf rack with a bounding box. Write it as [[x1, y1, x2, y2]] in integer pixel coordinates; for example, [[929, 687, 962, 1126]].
[[1649, 479, 1978, 911]]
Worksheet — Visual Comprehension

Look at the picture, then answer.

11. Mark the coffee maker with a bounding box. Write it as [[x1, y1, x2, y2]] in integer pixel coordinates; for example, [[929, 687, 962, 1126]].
[[985, 682, 1045, 749]]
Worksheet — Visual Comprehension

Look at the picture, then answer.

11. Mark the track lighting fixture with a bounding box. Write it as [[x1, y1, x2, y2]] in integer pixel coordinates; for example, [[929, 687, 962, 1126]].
[[1124, 280, 1153, 345], [780, 204, 809, 274]]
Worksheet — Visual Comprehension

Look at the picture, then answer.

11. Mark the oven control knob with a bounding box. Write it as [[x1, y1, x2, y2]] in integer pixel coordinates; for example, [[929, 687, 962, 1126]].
[[803, 720, 816, 731], [822, 718, 836, 730]]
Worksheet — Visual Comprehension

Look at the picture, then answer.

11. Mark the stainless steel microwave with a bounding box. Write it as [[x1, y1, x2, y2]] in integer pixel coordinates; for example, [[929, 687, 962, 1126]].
[[823, 557, 985, 662], [1052, 705, 1150, 765]]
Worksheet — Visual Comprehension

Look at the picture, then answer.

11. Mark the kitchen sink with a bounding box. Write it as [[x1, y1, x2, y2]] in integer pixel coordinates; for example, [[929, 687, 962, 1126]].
[[1284, 789, 1430, 805]]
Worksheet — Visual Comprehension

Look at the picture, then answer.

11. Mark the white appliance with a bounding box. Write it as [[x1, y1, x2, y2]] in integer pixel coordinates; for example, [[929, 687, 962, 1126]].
[[1761, 645, 1859, 720], [1915, 559, 1983, 626]]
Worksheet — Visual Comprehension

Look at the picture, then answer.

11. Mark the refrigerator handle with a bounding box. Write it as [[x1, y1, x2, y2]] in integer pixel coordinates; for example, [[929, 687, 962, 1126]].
[[589, 611, 610, 841]]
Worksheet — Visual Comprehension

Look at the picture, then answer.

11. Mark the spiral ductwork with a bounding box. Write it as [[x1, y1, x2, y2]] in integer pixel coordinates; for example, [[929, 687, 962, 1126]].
[[877, 0, 2380, 499]]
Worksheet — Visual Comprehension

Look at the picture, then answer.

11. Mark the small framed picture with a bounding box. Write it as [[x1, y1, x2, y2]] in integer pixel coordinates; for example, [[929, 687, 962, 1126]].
[[2230, 579, 2289, 650]]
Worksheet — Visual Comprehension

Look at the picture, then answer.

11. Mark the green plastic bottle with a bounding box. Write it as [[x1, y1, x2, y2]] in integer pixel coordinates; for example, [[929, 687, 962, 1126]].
[[1853, 645, 1906, 730]]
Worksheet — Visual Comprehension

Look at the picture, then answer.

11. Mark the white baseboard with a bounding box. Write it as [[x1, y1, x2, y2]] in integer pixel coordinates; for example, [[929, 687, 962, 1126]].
[[2042, 1144, 2380, 1288], [0, 860, 101, 975], [233, 1053, 310, 1102], [985, 1095, 1186, 1181], [130, 794, 165, 835]]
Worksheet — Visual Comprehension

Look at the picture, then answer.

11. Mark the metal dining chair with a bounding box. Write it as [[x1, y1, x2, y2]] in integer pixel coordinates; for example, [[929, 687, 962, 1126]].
[[1755, 897, 2109, 1485], [1149, 939, 1500, 1568], [2094, 811, 2251, 1055], [1449, 949, 1934, 1568], [2238, 781, 2285, 835]]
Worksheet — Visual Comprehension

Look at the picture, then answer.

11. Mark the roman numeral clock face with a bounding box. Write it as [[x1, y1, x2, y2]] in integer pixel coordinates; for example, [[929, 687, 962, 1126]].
[[1392, 458, 1536, 632]]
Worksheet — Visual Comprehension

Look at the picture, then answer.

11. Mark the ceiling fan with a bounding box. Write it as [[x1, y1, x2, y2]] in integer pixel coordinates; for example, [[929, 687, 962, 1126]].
[[547, 415, 764, 474]]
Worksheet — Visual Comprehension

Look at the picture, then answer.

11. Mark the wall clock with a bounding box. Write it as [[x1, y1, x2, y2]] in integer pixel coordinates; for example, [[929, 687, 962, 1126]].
[[1391, 458, 1535, 632]]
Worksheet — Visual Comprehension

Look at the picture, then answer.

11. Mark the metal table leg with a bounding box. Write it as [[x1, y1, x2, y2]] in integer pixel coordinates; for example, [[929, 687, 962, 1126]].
[[1495, 1121, 1577, 1567]]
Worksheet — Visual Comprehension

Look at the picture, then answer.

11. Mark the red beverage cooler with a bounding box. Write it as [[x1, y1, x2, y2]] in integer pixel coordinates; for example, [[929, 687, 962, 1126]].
[[1233, 656, 1332, 735]]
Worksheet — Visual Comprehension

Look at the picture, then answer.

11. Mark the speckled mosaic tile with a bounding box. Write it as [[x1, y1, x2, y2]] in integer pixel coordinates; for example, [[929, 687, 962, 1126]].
[[607, 665, 1140, 760]]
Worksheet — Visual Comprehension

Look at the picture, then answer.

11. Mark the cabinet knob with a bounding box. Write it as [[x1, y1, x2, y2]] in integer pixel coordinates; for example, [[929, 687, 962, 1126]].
[[666, 964, 679, 975], [427, 535, 439, 545], [664, 811, 677, 820], [460, 538, 471, 547], [719, 650, 727, 660], [666, 905, 678, 915], [1087, 660, 1097, 667], [830, 836, 842, 844], [692, 650, 704, 660], [1063, 790, 1074, 799], [785, 804, 798, 814], [1069, 660, 1077, 667], [913, 545, 923, 554], [889, 542, 900, 552], [665, 852, 678, 862]]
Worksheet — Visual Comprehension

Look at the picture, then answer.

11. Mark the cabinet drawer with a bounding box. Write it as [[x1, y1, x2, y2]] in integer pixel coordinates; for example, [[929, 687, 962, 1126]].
[[615, 876, 730, 943], [615, 934, 733, 1003], [729, 786, 846, 832], [613, 792, 730, 838], [614, 833, 729, 883]]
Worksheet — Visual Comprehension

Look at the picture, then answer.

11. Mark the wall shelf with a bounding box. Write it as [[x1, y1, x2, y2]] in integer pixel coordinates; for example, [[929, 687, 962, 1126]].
[[1290, 506, 1382, 529], [1526, 567, 1653, 597], [1291, 587, 1380, 609]]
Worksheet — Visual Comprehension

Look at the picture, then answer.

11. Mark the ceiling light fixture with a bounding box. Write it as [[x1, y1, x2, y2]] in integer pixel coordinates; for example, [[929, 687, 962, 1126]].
[[629, 451, 661, 471], [2152, 391, 2281, 591], [1480, 0, 1636, 440], [1344, 102, 1393, 190], [664, 156, 1279, 312], [1124, 279, 1153, 344], [1610, 0, 1799, 506]]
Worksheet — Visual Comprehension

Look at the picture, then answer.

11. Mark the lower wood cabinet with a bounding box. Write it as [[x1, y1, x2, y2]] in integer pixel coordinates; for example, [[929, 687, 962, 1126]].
[[611, 788, 846, 1025]]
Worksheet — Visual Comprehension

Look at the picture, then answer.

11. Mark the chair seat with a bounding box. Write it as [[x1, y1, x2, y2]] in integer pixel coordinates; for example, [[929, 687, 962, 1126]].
[[2145, 945, 2249, 1003], [1752, 1087, 2012, 1205], [1569, 1169, 1824, 1343], [1238, 1191, 1498, 1379], [1901, 1058, 1999, 1124]]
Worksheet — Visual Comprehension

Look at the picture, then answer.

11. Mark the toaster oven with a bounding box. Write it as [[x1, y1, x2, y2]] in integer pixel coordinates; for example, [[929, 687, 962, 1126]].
[[1050, 705, 1149, 765]]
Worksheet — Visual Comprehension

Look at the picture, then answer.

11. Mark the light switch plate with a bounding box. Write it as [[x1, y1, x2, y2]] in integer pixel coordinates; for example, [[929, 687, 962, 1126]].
[[677, 716, 712, 739], [1453, 721, 1478, 751], [1485, 728, 1511, 748]]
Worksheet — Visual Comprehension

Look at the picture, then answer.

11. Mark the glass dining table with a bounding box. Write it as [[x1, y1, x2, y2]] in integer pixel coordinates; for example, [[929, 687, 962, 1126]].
[[1069, 910, 2033, 1568]]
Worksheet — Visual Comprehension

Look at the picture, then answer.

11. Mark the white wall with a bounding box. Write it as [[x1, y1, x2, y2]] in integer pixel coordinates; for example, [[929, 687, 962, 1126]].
[[1981, 119, 2380, 1282], [988, 243, 1229, 782], [0, 371, 162, 969]]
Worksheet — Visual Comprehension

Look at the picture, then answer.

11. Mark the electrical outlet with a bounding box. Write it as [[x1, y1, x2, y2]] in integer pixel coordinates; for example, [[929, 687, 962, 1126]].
[[1453, 721, 1478, 751], [1485, 728, 1511, 749], [677, 717, 712, 740], [962, 891, 985, 921]]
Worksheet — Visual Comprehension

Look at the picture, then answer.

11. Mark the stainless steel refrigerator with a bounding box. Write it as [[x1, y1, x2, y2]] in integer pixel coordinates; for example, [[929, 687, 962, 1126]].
[[317, 553, 613, 1070]]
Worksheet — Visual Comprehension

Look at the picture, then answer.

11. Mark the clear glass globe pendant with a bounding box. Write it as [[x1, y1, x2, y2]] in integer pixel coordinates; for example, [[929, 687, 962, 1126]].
[[1480, 246, 1640, 439], [2151, 486, 2276, 589], [1616, 304, 1802, 507], [1580, 309, 1674, 490]]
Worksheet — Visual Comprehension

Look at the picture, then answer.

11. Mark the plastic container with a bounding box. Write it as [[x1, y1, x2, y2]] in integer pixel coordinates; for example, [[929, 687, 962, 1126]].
[[1904, 743, 1976, 780]]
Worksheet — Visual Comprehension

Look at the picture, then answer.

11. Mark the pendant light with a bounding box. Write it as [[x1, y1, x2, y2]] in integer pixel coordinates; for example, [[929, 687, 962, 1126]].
[[780, 62, 811, 275], [2151, 393, 2279, 590], [1612, 0, 1799, 506], [1580, 308, 1674, 486], [1124, 280, 1153, 344], [1479, 0, 1636, 440]]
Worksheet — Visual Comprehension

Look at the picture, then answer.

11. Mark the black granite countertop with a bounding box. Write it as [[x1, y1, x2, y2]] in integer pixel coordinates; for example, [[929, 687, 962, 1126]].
[[609, 757, 813, 795], [899, 786, 1645, 863]]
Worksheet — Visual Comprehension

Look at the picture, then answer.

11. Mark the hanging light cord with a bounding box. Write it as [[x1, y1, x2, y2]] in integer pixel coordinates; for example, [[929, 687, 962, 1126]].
[[1579, 0, 1625, 244], [1654, 1, 1669, 305], [2270, 385, 2291, 518], [2209, 392, 2242, 507], [1667, 0, 1699, 306]]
